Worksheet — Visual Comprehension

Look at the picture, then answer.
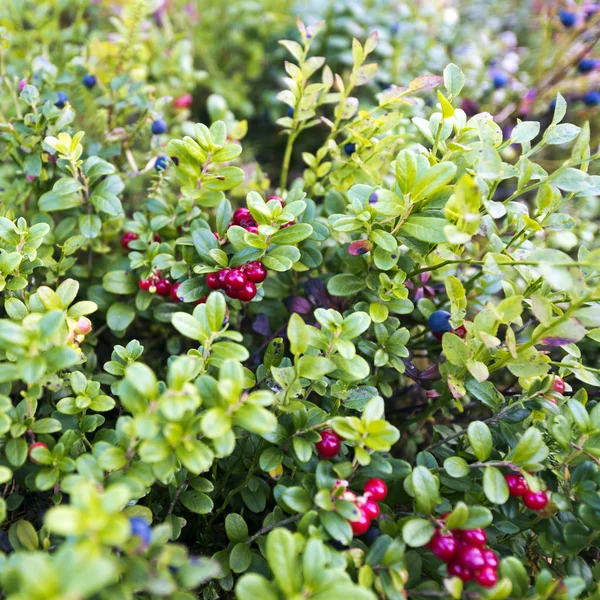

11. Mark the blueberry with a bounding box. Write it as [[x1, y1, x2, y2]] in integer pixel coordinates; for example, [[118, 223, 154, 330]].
[[287, 106, 294, 118], [129, 516, 151, 547], [369, 192, 378, 204], [344, 142, 356, 156], [428, 310, 453, 334], [549, 98, 557, 113], [559, 8, 577, 27], [578, 58, 596, 73], [155, 155, 169, 171], [492, 71, 509, 89], [151, 119, 168, 135], [82, 74, 97, 89], [364, 527, 381, 545], [170, 156, 179, 166], [54, 92, 68, 108], [583, 90, 600, 106]]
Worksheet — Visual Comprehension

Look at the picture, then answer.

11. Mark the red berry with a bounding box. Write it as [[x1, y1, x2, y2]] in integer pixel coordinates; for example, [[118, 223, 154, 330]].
[[476, 566, 498, 588], [29, 442, 48, 464], [236, 281, 257, 302], [457, 545, 485, 571], [206, 272, 220, 290], [429, 531, 458, 563], [194, 296, 207, 305], [482, 549, 499, 569], [244, 261, 267, 283], [217, 269, 230, 289], [350, 508, 371, 536], [173, 93, 192, 109], [170, 282, 183, 302], [233, 208, 252, 225], [505, 473, 528, 497], [246, 225, 259, 234], [447, 560, 473, 582], [139, 278, 152, 291], [153, 233, 161, 243], [121, 232, 139, 250], [155, 279, 171, 297], [225, 285, 240, 299], [523, 490, 548, 511], [281, 221, 294, 228], [316, 430, 341, 459], [454, 324, 467, 339], [267, 195, 285, 206], [364, 478, 388, 501], [362, 500, 380, 521], [225, 269, 247, 291], [458, 529, 487, 548], [552, 376, 566, 394]]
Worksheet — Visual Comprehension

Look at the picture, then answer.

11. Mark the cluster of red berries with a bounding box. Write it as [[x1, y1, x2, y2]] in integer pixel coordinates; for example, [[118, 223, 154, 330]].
[[348, 479, 388, 536], [121, 232, 161, 250], [138, 271, 173, 297], [229, 196, 293, 234], [428, 520, 499, 588], [504, 473, 549, 511], [206, 261, 267, 302]]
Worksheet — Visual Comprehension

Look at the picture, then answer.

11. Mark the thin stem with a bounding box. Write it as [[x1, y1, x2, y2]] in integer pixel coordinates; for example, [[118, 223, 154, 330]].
[[246, 514, 302, 545]]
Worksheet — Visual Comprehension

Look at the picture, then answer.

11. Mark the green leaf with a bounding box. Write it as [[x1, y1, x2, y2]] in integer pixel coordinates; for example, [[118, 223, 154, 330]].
[[298, 356, 335, 379], [509, 427, 548, 466], [402, 217, 448, 243], [180, 490, 214, 514], [107, 302, 135, 331], [467, 421, 492, 461], [402, 518, 435, 547], [225, 513, 249, 543], [483, 467, 509, 504], [327, 274, 365, 297], [236, 574, 278, 600], [443, 63, 464, 96], [265, 528, 301, 596], [102, 271, 138, 295], [500, 557, 528, 597], [288, 313, 309, 355], [409, 466, 440, 515], [271, 223, 313, 244], [230, 542, 252, 573], [282, 486, 312, 512], [443, 456, 470, 478]]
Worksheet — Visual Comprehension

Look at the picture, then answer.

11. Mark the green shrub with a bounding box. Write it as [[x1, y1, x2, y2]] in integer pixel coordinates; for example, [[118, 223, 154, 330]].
[[0, 2, 600, 599]]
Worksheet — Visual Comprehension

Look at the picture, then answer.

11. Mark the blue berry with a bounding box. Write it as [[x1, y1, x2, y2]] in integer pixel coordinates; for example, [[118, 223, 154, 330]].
[[151, 119, 167, 135], [578, 58, 596, 73], [54, 92, 68, 108], [583, 90, 600, 106], [428, 310, 453, 334], [344, 142, 356, 156], [549, 98, 557, 113], [492, 71, 509, 89], [559, 9, 577, 28], [155, 155, 169, 171], [129, 516, 151, 547], [82, 74, 97, 89], [287, 106, 294, 118], [364, 527, 381, 545]]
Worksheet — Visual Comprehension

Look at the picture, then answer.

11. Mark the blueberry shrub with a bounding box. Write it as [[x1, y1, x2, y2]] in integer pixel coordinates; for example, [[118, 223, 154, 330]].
[[1, 1, 600, 599]]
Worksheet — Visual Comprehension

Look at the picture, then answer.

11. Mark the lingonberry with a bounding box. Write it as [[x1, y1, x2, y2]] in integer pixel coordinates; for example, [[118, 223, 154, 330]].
[[343, 142, 356, 156], [151, 118, 167, 134], [364, 478, 388, 501], [482, 549, 499, 568], [194, 296, 207, 305], [280, 221, 294, 228], [155, 155, 169, 171], [447, 560, 473, 582], [505, 473, 528, 497], [75, 317, 92, 335], [55, 91, 68, 108], [559, 8, 577, 27], [362, 500, 380, 520], [121, 232, 139, 250], [173, 93, 193, 108], [523, 490, 549, 511], [129, 516, 151, 547], [476, 566, 498, 588], [236, 281, 257, 302], [29, 442, 48, 464], [233, 208, 252, 225], [139, 278, 152, 291], [170, 282, 183, 302], [458, 528, 487, 548], [244, 261, 267, 283], [225, 269, 247, 291], [457, 545, 485, 571], [349, 508, 371, 536], [246, 225, 259, 234], [225, 285, 240, 299], [315, 430, 341, 459], [217, 269, 230, 288], [552, 376, 566, 394], [155, 279, 172, 297], [82, 73, 97, 89], [267, 195, 285, 206], [428, 531, 458, 562], [206, 272, 220, 290]]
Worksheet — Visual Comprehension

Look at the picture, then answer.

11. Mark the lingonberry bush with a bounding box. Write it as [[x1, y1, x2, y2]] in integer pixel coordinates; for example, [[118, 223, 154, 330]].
[[1, 1, 600, 599]]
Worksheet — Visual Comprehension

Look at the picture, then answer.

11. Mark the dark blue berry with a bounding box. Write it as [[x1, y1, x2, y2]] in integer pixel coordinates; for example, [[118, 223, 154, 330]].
[[559, 9, 577, 27], [151, 119, 167, 135], [344, 142, 356, 156], [549, 98, 557, 113], [492, 71, 509, 89], [129, 516, 151, 547], [369, 192, 378, 204], [364, 527, 381, 545], [583, 90, 600, 106], [155, 155, 169, 171], [82, 74, 97, 89], [287, 106, 294, 118], [578, 58, 596, 73], [54, 92, 68, 108], [170, 156, 179, 166], [428, 310, 453, 334]]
